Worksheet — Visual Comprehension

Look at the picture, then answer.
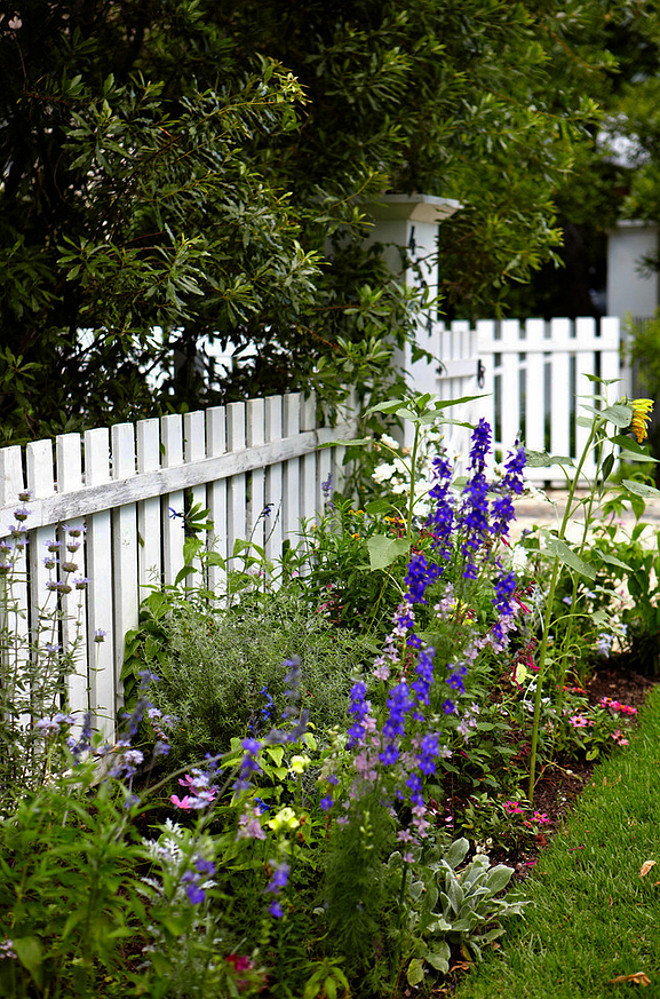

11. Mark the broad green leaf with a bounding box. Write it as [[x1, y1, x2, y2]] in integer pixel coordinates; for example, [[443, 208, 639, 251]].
[[318, 436, 372, 449], [266, 746, 284, 766], [544, 536, 596, 580], [601, 452, 614, 482], [444, 837, 470, 869], [426, 944, 450, 973], [485, 864, 514, 893], [365, 498, 390, 515], [601, 402, 633, 428], [595, 551, 630, 573], [623, 479, 660, 499], [611, 435, 659, 461], [406, 958, 425, 987], [524, 450, 574, 468], [366, 535, 410, 570], [427, 392, 488, 409], [447, 876, 464, 914], [14, 937, 43, 985]]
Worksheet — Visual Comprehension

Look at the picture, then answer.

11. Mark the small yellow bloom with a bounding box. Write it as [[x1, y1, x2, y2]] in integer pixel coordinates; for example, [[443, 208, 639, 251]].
[[289, 754, 311, 775], [629, 398, 654, 443], [267, 806, 300, 832]]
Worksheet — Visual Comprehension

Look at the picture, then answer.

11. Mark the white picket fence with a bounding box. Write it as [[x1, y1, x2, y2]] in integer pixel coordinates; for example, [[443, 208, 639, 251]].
[[410, 316, 632, 482], [0, 393, 356, 735]]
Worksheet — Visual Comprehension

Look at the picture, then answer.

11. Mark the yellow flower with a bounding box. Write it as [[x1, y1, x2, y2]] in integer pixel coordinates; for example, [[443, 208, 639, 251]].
[[267, 806, 300, 832], [629, 398, 654, 443], [289, 754, 311, 775]]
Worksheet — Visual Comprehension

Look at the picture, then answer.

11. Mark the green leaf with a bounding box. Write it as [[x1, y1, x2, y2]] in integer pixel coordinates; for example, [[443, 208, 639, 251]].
[[444, 837, 470, 869], [611, 435, 659, 461], [365, 498, 391, 515], [485, 864, 514, 893], [13, 937, 43, 985], [595, 551, 630, 573], [406, 958, 426, 987], [601, 452, 614, 482], [623, 479, 660, 499], [524, 450, 574, 468], [266, 746, 284, 766], [544, 536, 596, 580], [601, 402, 633, 428], [366, 535, 410, 570], [426, 944, 450, 973]]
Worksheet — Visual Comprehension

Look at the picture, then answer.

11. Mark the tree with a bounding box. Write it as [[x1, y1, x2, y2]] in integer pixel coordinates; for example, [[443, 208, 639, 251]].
[[0, 0, 625, 440], [500, 2, 660, 320]]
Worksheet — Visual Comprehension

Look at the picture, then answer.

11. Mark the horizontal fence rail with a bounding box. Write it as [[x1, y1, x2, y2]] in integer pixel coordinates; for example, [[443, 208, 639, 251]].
[[0, 393, 356, 735]]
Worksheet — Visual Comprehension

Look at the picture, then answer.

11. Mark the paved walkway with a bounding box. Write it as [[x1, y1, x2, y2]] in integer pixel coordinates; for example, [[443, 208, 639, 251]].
[[510, 488, 660, 544]]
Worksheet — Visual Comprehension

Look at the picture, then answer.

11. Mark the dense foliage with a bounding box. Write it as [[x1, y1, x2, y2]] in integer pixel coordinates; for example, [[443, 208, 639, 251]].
[[0, 0, 631, 439]]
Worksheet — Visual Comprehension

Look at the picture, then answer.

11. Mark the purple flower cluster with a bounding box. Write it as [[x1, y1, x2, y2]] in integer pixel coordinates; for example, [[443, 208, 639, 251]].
[[343, 420, 526, 817], [264, 860, 290, 918], [348, 681, 372, 747], [182, 855, 216, 904]]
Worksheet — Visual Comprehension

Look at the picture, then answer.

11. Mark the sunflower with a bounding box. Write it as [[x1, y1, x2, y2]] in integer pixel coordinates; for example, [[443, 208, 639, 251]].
[[629, 398, 654, 443]]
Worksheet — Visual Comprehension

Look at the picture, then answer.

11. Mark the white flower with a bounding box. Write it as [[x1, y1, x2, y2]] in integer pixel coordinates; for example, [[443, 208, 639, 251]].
[[372, 463, 397, 483], [380, 433, 400, 450]]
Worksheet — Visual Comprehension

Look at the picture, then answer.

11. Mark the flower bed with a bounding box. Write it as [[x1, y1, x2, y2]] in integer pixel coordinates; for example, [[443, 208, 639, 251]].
[[0, 390, 659, 998]]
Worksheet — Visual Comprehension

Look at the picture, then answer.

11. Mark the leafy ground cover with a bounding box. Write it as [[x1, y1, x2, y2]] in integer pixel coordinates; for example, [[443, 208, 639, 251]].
[[1, 389, 659, 998]]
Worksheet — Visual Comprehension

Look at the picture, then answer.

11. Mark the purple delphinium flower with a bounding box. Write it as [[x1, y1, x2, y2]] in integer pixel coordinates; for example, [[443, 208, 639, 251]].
[[234, 737, 262, 792], [491, 442, 526, 536], [410, 646, 435, 707], [265, 860, 289, 918], [182, 860, 214, 905], [347, 681, 371, 747]]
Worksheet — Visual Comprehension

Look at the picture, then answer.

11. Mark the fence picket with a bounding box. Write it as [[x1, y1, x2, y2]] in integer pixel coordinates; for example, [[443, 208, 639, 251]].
[[264, 396, 284, 566], [0, 447, 30, 730], [246, 398, 266, 548], [84, 427, 115, 734], [226, 402, 247, 564], [161, 415, 185, 586], [205, 406, 227, 595], [523, 319, 546, 456], [282, 394, 301, 546], [184, 410, 207, 591], [137, 418, 163, 592], [547, 318, 572, 469], [111, 423, 138, 712], [55, 433, 88, 722]]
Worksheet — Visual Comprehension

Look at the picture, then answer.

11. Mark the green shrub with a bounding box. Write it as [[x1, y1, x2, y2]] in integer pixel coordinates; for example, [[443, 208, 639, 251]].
[[125, 589, 376, 763]]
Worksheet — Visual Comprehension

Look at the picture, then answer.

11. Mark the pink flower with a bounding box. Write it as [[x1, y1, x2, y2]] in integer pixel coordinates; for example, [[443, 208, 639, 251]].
[[170, 794, 193, 810], [503, 800, 525, 815], [237, 809, 266, 840]]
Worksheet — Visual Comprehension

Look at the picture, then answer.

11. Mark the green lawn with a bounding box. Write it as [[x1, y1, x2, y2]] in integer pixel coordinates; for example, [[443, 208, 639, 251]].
[[454, 683, 660, 999]]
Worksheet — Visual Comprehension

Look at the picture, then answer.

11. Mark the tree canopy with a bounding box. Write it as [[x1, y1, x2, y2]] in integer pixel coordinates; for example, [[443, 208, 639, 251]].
[[0, 0, 632, 440]]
